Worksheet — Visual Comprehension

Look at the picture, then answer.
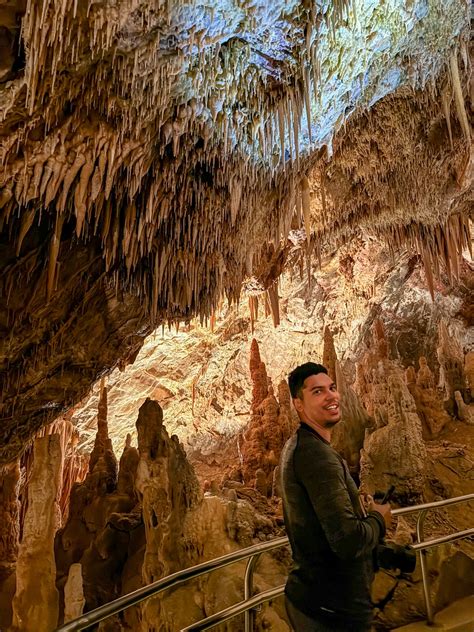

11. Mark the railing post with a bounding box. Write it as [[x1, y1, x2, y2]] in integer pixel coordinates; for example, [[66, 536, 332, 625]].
[[416, 510, 434, 625], [244, 554, 260, 632]]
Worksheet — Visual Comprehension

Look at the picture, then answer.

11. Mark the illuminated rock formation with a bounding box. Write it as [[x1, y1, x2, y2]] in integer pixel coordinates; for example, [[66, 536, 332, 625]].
[[454, 391, 474, 425], [0, 460, 20, 629], [357, 321, 427, 499], [361, 372, 427, 500], [465, 351, 474, 400], [0, 460, 20, 580], [249, 338, 269, 411], [55, 385, 140, 618], [355, 319, 394, 428], [406, 356, 451, 436], [331, 360, 372, 471], [241, 340, 296, 490], [322, 326, 337, 381], [0, 0, 471, 464], [63, 563, 85, 623], [437, 320, 468, 406], [136, 398, 201, 584], [134, 398, 286, 631], [11, 434, 62, 632]]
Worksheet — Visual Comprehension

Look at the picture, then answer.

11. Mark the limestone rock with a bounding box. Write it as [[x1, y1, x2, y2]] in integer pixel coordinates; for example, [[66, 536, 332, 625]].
[[464, 350, 474, 400], [64, 563, 85, 622], [55, 389, 140, 618], [322, 326, 337, 381], [249, 337, 269, 411], [331, 359, 372, 470], [0, 460, 20, 579], [437, 320, 467, 405], [360, 373, 427, 501], [454, 391, 474, 424], [11, 435, 62, 632], [0, 460, 20, 629], [407, 356, 451, 436], [241, 342, 296, 489], [136, 398, 201, 584]]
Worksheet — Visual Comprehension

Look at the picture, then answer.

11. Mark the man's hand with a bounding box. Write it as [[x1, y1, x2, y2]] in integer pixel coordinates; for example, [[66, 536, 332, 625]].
[[367, 496, 392, 529]]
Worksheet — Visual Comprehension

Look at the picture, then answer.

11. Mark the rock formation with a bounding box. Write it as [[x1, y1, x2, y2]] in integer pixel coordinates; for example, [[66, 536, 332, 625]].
[[355, 319, 394, 429], [406, 356, 451, 436], [63, 564, 85, 623], [465, 351, 474, 400], [0, 460, 20, 629], [0, 460, 20, 581], [55, 384, 140, 619], [240, 340, 296, 490], [437, 320, 468, 407], [331, 360, 372, 471], [358, 321, 428, 501], [0, 0, 471, 463], [322, 326, 337, 381], [11, 434, 62, 632], [454, 391, 474, 425]]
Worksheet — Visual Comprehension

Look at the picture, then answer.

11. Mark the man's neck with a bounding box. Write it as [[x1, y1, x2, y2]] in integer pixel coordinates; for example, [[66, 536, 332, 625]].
[[300, 417, 332, 443]]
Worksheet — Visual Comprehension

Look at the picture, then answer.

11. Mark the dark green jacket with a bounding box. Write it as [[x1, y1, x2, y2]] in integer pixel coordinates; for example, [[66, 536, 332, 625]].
[[280, 423, 385, 625]]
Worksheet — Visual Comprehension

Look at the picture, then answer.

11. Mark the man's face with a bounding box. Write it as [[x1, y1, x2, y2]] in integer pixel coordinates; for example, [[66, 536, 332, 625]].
[[293, 372, 341, 427]]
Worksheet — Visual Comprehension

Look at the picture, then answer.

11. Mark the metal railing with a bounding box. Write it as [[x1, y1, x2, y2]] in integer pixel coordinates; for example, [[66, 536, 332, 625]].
[[56, 493, 474, 632]]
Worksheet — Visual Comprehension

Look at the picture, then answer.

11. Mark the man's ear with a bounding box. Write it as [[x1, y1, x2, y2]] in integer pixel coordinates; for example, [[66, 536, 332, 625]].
[[293, 397, 303, 414]]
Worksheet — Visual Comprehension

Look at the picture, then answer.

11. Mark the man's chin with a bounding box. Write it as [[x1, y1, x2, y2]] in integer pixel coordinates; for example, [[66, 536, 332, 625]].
[[324, 418, 341, 428]]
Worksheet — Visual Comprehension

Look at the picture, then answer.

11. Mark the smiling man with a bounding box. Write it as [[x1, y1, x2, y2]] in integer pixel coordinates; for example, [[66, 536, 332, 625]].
[[280, 362, 391, 632]]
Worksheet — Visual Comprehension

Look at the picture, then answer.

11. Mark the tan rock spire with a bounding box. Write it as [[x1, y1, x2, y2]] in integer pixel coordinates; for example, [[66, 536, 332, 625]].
[[11, 435, 62, 631]]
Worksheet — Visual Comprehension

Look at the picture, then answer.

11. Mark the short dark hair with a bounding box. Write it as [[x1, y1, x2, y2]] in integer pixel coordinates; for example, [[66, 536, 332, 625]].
[[288, 362, 328, 399]]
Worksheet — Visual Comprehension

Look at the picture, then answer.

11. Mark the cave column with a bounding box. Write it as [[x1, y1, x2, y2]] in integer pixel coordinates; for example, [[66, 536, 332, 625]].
[[11, 434, 62, 632]]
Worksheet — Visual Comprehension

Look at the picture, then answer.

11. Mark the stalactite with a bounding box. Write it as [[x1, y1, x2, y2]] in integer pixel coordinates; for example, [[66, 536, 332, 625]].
[[301, 175, 311, 245], [449, 51, 472, 144]]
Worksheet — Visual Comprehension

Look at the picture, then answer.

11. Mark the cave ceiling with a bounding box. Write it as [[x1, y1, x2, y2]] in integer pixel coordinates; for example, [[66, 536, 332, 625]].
[[0, 0, 472, 462]]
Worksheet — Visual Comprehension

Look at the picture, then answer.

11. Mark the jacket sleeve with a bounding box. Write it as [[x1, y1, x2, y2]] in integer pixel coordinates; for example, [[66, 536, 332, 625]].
[[295, 439, 385, 560]]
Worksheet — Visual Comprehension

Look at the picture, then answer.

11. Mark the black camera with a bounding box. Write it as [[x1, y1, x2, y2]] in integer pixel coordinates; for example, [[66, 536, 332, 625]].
[[375, 542, 417, 573]]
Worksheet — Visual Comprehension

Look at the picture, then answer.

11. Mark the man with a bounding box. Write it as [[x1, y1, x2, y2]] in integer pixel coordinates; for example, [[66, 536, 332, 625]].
[[280, 362, 392, 632]]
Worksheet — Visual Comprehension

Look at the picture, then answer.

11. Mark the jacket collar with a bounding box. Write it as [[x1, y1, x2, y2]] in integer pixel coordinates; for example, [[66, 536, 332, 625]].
[[299, 422, 330, 445]]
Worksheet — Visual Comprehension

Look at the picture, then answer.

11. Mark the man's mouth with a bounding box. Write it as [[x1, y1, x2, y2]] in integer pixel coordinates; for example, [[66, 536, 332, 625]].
[[325, 404, 339, 412]]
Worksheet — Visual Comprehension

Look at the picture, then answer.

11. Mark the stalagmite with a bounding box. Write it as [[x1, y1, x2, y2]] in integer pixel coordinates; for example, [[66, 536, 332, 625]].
[[11, 434, 62, 632], [437, 320, 467, 404], [64, 563, 85, 622], [0, 460, 20, 579], [0, 0, 472, 467], [322, 325, 337, 381]]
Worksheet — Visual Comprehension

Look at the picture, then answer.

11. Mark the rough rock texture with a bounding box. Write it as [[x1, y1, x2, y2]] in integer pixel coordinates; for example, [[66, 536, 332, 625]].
[[331, 359, 372, 471], [0, 0, 471, 461], [0, 460, 20, 629], [55, 394, 140, 619], [0, 460, 19, 580], [406, 357, 451, 436], [51, 389, 288, 630], [437, 320, 468, 406], [465, 351, 474, 398], [356, 319, 427, 500], [360, 370, 428, 501], [11, 434, 62, 632], [240, 339, 296, 489], [68, 238, 473, 460], [63, 563, 85, 623]]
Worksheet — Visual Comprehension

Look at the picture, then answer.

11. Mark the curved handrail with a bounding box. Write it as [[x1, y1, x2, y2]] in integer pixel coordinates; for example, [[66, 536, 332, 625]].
[[56, 536, 289, 632], [55, 493, 474, 632]]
